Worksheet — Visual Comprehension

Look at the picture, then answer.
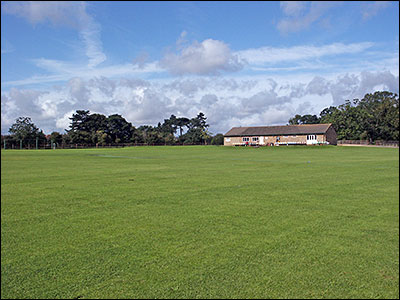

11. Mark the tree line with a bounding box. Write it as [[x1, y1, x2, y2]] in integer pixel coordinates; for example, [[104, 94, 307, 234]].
[[288, 91, 399, 142], [2, 111, 225, 149], [2, 90, 398, 149]]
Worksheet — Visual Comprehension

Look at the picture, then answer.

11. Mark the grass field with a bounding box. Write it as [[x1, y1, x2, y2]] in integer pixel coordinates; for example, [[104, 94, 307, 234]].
[[1, 145, 399, 299]]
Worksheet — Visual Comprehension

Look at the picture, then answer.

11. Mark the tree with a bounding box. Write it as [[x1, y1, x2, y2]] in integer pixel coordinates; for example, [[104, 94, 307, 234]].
[[289, 91, 399, 142], [159, 115, 177, 136], [358, 91, 399, 141], [68, 110, 91, 132], [181, 112, 210, 144], [336, 100, 365, 140], [90, 130, 111, 145], [66, 110, 92, 144], [288, 114, 320, 125], [288, 114, 302, 125], [65, 110, 136, 145], [163, 133, 176, 145], [8, 117, 44, 147], [106, 114, 133, 143], [130, 127, 144, 144], [320, 106, 340, 122], [49, 131, 63, 145], [211, 133, 224, 145], [176, 117, 191, 136], [138, 125, 164, 145], [86, 113, 108, 134], [189, 112, 209, 130]]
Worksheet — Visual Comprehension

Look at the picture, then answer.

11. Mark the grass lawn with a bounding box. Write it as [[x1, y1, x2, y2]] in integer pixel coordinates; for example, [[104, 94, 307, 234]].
[[1, 145, 399, 299]]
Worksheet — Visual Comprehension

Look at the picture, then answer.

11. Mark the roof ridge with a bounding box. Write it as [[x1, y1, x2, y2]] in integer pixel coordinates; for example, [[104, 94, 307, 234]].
[[234, 123, 331, 128], [224, 123, 332, 136]]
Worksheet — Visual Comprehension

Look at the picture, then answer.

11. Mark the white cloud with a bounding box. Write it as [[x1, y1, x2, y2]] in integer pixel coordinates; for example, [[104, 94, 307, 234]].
[[56, 111, 75, 130], [160, 38, 245, 75], [306, 76, 330, 95], [304, 70, 399, 105], [2, 61, 163, 88], [2, 1, 84, 27], [1, 93, 18, 131], [127, 89, 174, 124], [163, 78, 209, 96], [358, 70, 399, 95], [277, 1, 341, 34], [200, 94, 218, 106], [80, 19, 106, 68], [236, 42, 374, 65], [2, 1, 106, 68], [277, 1, 393, 34], [330, 70, 399, 105], [2, 70, 398, 135], [361, 1, 390, 20], [132, 52, 150, 69], [240, 90, 290, 114], [280, 1, 307, 17], [68, 77, 89, 102]]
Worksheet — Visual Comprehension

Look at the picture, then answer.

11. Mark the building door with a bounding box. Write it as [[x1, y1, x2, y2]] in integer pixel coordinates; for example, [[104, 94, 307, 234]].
[[259, 136, 264, 145]]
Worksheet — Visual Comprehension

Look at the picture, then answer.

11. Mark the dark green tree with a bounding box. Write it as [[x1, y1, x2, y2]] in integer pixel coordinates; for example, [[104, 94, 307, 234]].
[[319, 106, 340, 122], [288, 114, 320, 125], [288, 114, 302, 125], [159, 115, 177, 136], [106, 114, 134, 143], [138, 125, 164, 145], [292, 91, 399, 142], [176, 117, 191, 136], [130, 127, 144, 144], [86, 113, 108, 133], [358, 91, 399, 141], [49, 131, 63, 145], [211, 133, 224, 145], [66, 110, 92, 144], [181, 112, 210, 144], [68, 110, 91, 132], [8, 117, 45, 147]]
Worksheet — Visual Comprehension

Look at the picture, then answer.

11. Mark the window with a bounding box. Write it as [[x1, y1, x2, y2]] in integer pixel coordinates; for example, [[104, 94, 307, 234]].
[[252, 137, 259, 142], [243, 137, 249, 142], [307, 135, 316, 140], [225, 138, 231, 142]]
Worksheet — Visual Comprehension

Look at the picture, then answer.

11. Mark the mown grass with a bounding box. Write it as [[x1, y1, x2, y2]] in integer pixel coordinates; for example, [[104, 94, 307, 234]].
[[1, 145, 399, 299]]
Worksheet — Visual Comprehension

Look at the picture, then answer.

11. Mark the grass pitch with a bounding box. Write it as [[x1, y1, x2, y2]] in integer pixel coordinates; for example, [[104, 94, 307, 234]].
[[1, 145, 399, 299]]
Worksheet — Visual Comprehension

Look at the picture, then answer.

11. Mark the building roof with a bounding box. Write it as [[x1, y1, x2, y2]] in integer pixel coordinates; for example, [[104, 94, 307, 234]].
[[224, 124, 333, 137]]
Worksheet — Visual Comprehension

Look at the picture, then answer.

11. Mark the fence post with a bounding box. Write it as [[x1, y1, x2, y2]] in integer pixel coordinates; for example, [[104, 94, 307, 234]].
[[36, 137, 38, 150], [20, 140, 22, 150], [3, 139, 6, 150]]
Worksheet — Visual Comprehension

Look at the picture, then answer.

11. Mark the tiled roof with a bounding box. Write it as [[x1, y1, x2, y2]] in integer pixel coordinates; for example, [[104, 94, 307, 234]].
[[224, 124, 333, 136]]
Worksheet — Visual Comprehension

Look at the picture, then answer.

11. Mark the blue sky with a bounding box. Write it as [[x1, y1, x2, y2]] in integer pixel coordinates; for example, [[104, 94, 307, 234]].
[[1, 1, 399, 134]]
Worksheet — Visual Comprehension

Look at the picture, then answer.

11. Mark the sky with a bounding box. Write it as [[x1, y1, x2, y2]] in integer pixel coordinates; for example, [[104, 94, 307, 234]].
[[1, 1, 399, 135]]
